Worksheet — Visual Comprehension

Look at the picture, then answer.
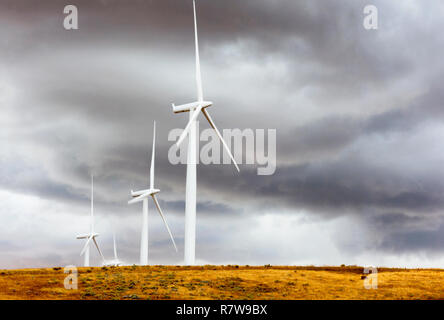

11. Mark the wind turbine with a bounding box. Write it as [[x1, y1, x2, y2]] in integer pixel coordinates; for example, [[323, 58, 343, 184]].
[[77, 175, 106, 267], [128, 121, 178, 265], [104, 232, 124, 267], [171, 0, 239, 265]]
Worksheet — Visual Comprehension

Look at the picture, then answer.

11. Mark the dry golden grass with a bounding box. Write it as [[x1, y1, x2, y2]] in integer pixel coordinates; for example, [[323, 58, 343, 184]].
[[1, 265, 444, 300]]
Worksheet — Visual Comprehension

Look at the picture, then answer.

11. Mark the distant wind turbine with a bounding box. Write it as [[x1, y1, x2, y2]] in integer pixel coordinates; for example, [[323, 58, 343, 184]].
[[128, 121, 178, 265], [77, 175, 106, 267], [171, 0, 239, 265], [104, 232, 124, 267]]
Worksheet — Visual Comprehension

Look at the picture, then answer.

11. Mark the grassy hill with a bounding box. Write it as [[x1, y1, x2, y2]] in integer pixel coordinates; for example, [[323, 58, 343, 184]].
[[1, 265, 443, 300]]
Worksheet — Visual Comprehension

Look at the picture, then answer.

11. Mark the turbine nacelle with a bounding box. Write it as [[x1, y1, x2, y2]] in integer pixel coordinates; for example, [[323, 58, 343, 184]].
[[129, 188, 160, 205], [172, 100, 212, 114], [76, 232, 99, 240], [131, 188, 160, 197]]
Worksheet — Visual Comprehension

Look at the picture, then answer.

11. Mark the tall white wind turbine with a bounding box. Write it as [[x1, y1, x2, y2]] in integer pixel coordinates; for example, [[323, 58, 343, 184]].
[[77, 175, 106, 267], [128, 121, 178, 265], [171, 0, 239, 265]]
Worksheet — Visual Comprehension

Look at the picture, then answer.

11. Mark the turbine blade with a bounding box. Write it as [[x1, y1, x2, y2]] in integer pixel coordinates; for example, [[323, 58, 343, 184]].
[[92, 237, 106, 263], [91, 174, 94, 233], [193, 0, 203, 101], [151, 194, 178, 252], [150, 121, 156, 189], [202, 108, 240, 172], [176, 106, 202, 147], [80, 235, 93, 256], [128, 191, 151, 205]]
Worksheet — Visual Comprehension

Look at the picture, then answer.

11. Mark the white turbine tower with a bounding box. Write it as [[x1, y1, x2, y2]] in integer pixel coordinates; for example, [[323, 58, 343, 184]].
[[172, 0, 239, 265], [128, 121, 178, 265], [77, 175, 106, 267]]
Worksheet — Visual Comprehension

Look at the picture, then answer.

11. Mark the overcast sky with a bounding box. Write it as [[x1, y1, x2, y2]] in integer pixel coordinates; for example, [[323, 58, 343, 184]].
[[1, 0, 444, 269]]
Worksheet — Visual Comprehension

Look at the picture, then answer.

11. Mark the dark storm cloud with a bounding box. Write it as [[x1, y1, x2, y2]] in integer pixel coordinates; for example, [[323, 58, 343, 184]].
[[194, 157, 444, 217], [280, 79, 444, 162], [348, 212, 444, 254], [378, 224, 444, 253], [1, 0, 444, 267], [364, 83, 444, 134]]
